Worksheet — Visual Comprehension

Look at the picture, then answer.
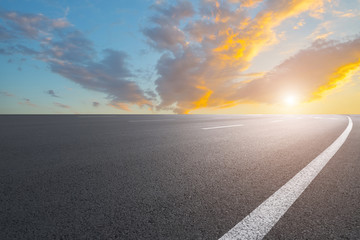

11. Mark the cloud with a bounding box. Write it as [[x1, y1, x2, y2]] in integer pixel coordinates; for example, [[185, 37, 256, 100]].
[[233, 37, 360, 104], [108, 102, 130, 111], [308, 21, 333, 40], [314, 32, 333, 40], [0, 11, 70, 39], [0, 44, 40, 56], [45, 89, 59, 97], [0, 9, 152, 111], [0, 24, 15, 40], [92, 101, 100, 107], [50, 49, 151, 107], [237, 72, 265, 78], [293, 19, 305, 30], [145, 0, 328, 113], [18, 98, 37, 107], [0, 91, 13, 97], [143, 1, 194, 53], [230, 0, 263, 8], [332, 10, 359, 18], [53, 102, 70, 109]]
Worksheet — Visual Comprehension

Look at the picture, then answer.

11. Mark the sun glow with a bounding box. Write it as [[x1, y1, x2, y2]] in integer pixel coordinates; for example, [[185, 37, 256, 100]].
[[284, 95, 298, 106]]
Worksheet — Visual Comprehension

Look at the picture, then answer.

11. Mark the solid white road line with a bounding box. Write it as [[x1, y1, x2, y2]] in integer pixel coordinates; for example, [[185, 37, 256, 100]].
[[202, 124, 244, 130], [219, 116, 353, 240]]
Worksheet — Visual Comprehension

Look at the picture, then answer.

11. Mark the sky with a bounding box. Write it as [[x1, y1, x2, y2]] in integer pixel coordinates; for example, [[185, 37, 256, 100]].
[[0, 0, 359, 114]]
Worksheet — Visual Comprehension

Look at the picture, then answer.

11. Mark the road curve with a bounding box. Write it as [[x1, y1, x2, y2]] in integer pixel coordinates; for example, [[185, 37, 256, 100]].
[[0, 114, 359, 239]]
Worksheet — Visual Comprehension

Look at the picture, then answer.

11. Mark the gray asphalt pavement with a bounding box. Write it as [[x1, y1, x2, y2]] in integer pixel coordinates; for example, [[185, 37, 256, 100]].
[[0, 114, 359, 239]]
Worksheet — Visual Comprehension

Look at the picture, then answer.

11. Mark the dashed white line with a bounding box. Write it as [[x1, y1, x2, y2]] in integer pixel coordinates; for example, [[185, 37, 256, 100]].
[[219, 116, 353, 240], [202, 124, 244, 130]]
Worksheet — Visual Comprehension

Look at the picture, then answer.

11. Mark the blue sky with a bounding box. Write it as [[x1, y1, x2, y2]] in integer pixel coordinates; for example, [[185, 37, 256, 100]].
[[1, 0, 360, 114]]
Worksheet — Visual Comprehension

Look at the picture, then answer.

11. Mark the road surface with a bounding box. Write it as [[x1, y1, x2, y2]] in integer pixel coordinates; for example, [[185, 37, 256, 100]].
[[0, 114, 359, 239]]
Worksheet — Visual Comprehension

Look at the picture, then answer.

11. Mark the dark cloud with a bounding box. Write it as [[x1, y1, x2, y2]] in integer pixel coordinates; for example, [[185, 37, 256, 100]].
[[50, 49, 150, 107], [53, 102, 70, 109], [0, 9, 152, 111], [45, 89, 59, 98]]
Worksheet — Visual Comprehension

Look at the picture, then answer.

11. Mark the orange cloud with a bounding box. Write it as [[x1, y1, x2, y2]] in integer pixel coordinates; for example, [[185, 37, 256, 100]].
[[234, 37, 360, 105], [108, 102, 131, 111], [293, 19, 305, 29], [332, 10, 359, 18], [313, 59, 360, 99], [146, 0, 328, 113], [236, 0, 263, 8], [315, 32, 333, 40]]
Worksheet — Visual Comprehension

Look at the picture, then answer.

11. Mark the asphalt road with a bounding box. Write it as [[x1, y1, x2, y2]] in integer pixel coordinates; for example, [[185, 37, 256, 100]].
[[0, 114, 359, 239]]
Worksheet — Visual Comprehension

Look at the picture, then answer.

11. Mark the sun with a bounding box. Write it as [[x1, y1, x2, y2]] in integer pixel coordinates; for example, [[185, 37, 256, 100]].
[[284, 95, 298, 106]]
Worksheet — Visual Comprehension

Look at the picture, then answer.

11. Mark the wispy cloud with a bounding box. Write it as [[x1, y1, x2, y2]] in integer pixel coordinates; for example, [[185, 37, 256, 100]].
[[108, 102, 130, 111], [0, 91, 14, 97], [0, 24, 15, 40], [53, 102, 70, 109], [315, 31, 334, 40], [0, 11, 70, 39], [293, 19, 305, 30], [232, 0, 263, 8], [0, 9, 152, 110], [18, 98, 36, 107], [332, 10, 359, 18], [308, 21, 333, 40]]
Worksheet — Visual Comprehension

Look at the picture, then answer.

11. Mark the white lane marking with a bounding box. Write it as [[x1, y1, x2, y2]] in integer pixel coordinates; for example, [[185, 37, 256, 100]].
[[202, 124, 244, 130], [271, 120, 284, 123], [219, 116, 353, 240], [313, 116, 322, 119], [128, 119, 175, 122]]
